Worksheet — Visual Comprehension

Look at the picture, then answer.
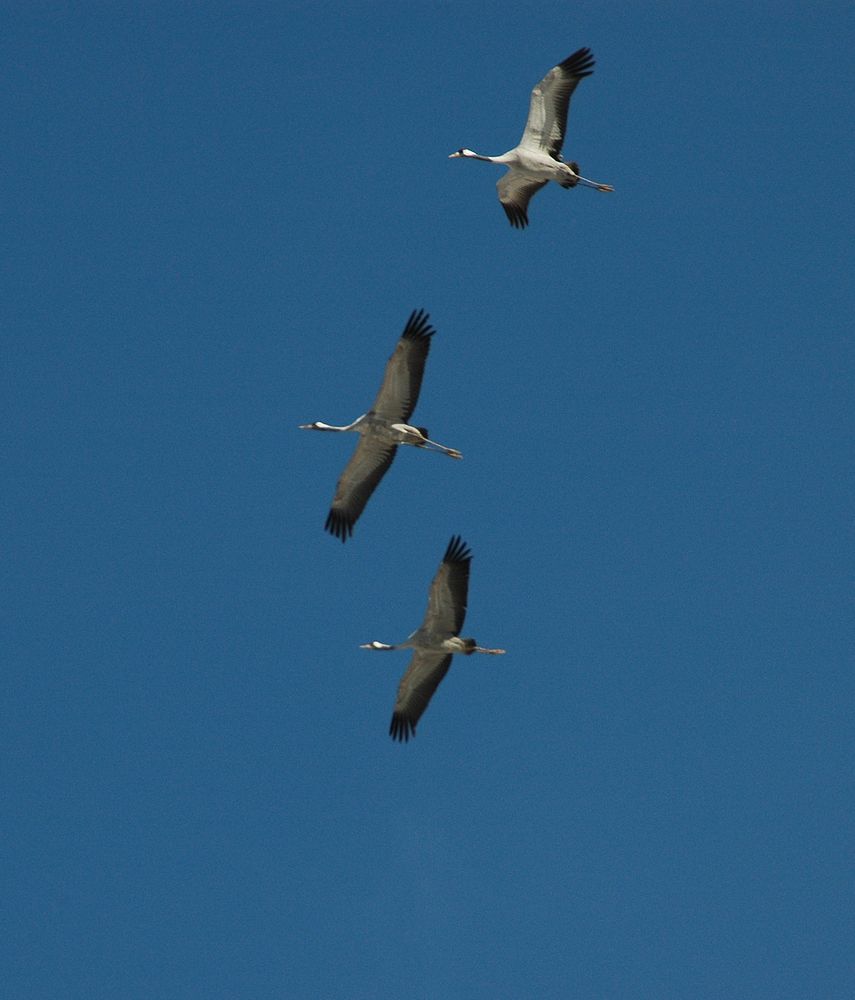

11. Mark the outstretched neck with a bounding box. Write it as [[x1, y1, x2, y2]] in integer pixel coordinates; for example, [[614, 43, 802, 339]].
[[360, 641, 397, 651], [449, 148, 500, 164], [298, 420, 355, 432]]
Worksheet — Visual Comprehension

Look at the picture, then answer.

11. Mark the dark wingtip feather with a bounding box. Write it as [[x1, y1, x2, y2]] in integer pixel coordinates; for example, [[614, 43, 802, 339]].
[[501, 202, 529, 229], [401, 308, 435, 343], [443, 534, 472, 565], [390, 713, 415, 742], [325, 508, 354, 542], [559, 46, 595, 78]]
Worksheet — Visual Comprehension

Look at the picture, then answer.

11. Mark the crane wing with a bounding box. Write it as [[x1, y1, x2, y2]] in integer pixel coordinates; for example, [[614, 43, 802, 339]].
[[497, 174, 547, 230], [518, 47, 595, 158], [421, 534, 471, 636], [389, 652, 452, 742], [325, 437, 397, 541], [370, 309, 435, 423]]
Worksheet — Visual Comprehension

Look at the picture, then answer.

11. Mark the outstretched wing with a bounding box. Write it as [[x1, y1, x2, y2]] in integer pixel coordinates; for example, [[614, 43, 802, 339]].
[[497, 174, 547, 230], [370, 309, 435, 423], [420, 534, 471, 636], [389, 651, 453, 742], [325, 438, 397, 541], [518, 47, 595, 158]]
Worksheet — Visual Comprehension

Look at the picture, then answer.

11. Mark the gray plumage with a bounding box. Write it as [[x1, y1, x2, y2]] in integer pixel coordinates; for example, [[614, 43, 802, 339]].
[[360, 536, 506, 742], [449, 47, 613, 229], [300, 310, 461, 541]]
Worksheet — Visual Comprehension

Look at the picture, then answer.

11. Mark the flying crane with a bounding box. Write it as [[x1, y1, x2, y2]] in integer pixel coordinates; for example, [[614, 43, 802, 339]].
[[361, 536, 505, 741], [300, 310, 461, 541], [449, 47, 613, 229]]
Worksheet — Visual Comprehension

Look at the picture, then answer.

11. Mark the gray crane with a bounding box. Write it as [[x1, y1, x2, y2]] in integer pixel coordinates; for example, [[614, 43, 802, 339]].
[[361, 536, 505, 742], [449, 47, 613, 229], [300, 310, 461, 541]]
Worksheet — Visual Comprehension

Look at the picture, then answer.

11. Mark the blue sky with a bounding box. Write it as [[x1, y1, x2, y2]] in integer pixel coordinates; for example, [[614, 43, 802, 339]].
[[3, 3, 854, 998]]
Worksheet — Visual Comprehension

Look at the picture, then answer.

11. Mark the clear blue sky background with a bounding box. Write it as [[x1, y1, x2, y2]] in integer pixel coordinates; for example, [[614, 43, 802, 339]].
[[3, 3, 854, 998]]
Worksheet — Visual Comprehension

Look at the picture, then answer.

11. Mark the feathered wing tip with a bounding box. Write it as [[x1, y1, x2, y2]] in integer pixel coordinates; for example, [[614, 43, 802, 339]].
[[325, 508, 354, 542], [401, 308, 435, 344], [443, 534, 472, 565], [390, 712, 416, 742], [559, 47, 595, 79], [498, 178, 547, 230], [501, 202, 529, 229]]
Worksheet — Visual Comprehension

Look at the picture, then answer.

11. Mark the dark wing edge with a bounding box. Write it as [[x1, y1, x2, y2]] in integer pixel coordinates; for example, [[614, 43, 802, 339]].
[[498, 176, 547, 230], [444, 535, 472, 633], [443, 534, 472, 565], [418, 534, 471, 635], [325, 439, 397, 541], [371, 309, 435, 422], [546, 48, 595, 158], [557, 46, 595, 81], [389, 653, 453, 742], [401, 308, 435, 346], [520, 46, 596, 159]]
